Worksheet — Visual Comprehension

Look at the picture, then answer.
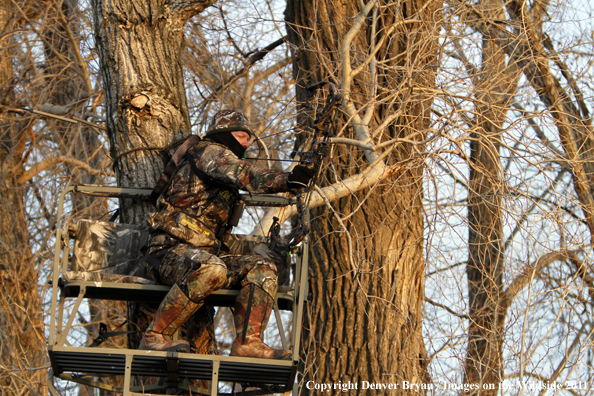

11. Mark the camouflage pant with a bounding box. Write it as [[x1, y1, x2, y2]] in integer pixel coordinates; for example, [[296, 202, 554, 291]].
[[148, 237, 282, 302]]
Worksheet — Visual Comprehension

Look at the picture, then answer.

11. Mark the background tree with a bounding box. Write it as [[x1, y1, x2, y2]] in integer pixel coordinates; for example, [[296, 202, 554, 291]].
[[463, 0, 521, 391], [0, 4, 46, 393], [425, 0, 594, 393], [0, 0, 110, 393]]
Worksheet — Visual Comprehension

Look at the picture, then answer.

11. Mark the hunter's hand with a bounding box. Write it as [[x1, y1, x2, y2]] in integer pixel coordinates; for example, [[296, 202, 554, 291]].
[[288, 165, 314, 189]]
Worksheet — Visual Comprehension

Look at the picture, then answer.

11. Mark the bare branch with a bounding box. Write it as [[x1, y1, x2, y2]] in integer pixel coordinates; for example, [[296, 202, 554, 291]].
[[18, 156, 114, 184], [500, 249, 582, 311]]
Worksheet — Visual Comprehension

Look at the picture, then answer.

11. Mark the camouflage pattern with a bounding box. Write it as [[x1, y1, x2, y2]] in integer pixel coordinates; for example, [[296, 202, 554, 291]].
[[149, 209, 219, 250], [139, 283, 199, 352], [231, 284, 291, 359], [226, 234, 290, 287], [72, 219, 149, 273], [63, 271, 156, 285], [144, 135, 293, 353], [222, 253, 278, 297], [145, 284, 200, 338], [205, 110, 253, 136], [234, 285, 271, 340], [152, 244, 227, 302], [150, 243, 279, 299], [148, 140, 290, 252]]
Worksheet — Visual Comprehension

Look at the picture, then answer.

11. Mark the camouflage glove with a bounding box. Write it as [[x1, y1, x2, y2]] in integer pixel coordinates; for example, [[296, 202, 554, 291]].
[[287, 165, 314, 189]]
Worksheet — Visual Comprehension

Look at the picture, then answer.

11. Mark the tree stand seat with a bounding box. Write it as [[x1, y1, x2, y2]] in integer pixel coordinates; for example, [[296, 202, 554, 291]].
[[58, 278, 295, 309]]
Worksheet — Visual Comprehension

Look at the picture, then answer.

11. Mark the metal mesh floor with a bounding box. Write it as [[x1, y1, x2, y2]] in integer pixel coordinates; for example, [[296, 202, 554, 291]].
[[49, 346, 296, 386]]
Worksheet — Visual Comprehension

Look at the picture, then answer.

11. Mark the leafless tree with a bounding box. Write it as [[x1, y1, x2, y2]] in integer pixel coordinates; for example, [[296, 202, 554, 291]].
[[425, 0, 594, 394], [3, 0, 594, 395], [0, 1, 112, 394], [0, 4, 46, 393]]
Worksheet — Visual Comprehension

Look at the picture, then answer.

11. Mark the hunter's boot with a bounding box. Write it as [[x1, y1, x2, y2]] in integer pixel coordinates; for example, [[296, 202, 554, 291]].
[[139, 284, 202, 352], [230, 284, 292, 360]]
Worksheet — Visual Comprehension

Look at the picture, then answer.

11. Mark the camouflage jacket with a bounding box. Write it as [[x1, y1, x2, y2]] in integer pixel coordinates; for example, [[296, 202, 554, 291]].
[[148, 140, 290, 250]]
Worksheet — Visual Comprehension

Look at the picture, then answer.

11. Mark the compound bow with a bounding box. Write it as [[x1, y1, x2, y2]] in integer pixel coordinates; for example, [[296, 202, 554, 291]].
[[267, 81, 341, 250]]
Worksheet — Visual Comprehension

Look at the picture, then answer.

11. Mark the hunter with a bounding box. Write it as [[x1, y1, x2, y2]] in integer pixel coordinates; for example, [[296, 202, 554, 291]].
[[141, 110, 312, 360]]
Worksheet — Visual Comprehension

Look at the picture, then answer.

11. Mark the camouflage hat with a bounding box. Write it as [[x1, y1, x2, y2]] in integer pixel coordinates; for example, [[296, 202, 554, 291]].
[[205, 110, 253, 137]]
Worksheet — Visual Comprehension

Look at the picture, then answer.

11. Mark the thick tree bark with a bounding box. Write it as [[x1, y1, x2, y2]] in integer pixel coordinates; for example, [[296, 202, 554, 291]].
[[0, 5, 46, 395], [286, 1, 440, 393]]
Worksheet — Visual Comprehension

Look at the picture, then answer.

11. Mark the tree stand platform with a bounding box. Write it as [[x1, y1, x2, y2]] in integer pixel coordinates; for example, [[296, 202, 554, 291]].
[[48, 346, 297, 395], [47, 185, 308, 395]]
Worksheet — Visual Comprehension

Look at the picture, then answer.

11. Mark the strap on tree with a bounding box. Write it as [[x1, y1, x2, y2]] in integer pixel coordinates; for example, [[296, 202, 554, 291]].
[[150, 135, 202, 205]]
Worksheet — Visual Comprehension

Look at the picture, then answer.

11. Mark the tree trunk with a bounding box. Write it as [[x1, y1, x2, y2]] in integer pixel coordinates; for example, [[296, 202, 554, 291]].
[[463, 1, 521, 393], [510, 1, 594, 237], [286, 1, 440, 393], [0, 5, 46, 394], [466, 0, 594, 239]]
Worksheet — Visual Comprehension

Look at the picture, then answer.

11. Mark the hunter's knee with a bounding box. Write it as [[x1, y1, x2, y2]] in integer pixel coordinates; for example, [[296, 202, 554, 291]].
[[244, 260, 278, 297], [186, 263, 227, 302]]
